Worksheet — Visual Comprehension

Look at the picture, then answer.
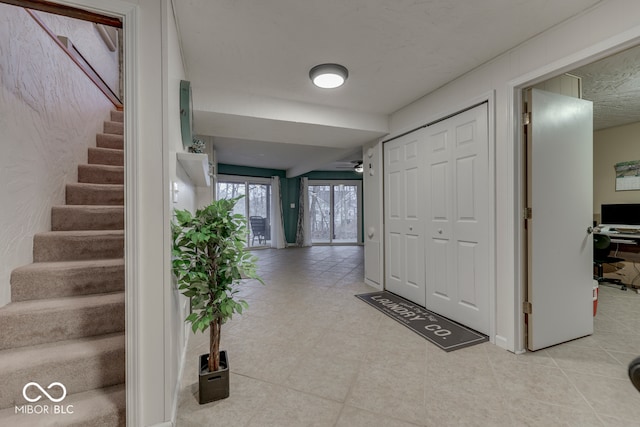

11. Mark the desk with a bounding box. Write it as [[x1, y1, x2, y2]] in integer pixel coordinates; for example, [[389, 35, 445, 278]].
[[597, 230, 640, 245], [595, 230, 640, 289]]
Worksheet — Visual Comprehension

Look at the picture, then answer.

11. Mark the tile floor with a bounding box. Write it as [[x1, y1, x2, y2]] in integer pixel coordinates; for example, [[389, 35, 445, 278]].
[[176, 246, 640, 427]]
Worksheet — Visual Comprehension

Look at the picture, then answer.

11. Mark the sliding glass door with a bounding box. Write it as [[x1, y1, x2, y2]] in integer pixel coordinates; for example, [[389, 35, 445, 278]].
[[309, 181, 361, 244], [217, 177, 271, 248]]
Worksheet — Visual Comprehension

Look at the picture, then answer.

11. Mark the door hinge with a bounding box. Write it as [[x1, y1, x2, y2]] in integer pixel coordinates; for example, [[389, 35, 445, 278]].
[[523, 112, 531, 125], [523, 301, 532, 314], [523, 207, 532, 220]]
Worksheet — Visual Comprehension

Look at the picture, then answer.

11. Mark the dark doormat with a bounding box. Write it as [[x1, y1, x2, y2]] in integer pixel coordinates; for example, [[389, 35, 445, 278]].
[[355, 291, 488, 352]]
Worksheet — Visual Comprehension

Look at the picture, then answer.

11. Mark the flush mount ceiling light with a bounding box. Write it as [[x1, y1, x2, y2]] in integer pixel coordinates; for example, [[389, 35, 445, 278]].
[[309, 63, 348, 89]]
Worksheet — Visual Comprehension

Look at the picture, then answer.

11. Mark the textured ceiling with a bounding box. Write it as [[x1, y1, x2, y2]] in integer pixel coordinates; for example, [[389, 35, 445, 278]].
[[571, 45, 640, 130]]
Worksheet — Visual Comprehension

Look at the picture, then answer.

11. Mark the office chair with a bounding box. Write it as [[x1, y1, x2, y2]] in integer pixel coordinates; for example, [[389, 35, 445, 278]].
[[593, 234, 627, 291], [631, 357, 640, 393]]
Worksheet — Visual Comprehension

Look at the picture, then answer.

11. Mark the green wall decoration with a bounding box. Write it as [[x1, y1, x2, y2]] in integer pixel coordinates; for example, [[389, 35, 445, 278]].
[[179, 80, 193, 149]]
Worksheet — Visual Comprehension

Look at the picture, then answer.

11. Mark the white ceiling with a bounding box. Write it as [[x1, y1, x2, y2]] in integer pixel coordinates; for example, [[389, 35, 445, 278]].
[[173, 0, 603, 176]]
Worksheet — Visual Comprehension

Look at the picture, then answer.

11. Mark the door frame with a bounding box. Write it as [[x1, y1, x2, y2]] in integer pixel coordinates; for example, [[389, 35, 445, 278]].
[[308, 179, 363, 245], [509, 34, 640, 353], [217, 175, 273, 247], [381, 91, 497, 343], [34, 0, 141, 423]]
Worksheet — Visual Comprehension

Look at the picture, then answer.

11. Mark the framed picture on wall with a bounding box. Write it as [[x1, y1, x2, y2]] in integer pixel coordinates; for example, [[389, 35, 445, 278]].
[[615, 160, 640, 191], [180, 80, 193, 149]]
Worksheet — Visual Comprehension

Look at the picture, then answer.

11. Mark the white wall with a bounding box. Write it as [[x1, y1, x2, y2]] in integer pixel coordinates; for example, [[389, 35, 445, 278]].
[[164, 0, 201, 423], [0, 3, 113, 307], [594, 121, 640, 216], [37, 10, 120, 97], [362, 140, 383, 289], [129, 0, 173, 425], [389, 0, 640, 353], [70, 0, 169, 425]]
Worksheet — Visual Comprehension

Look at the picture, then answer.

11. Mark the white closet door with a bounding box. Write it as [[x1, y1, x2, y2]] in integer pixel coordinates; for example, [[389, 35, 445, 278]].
[[384, 131, 425, 304], [424, 104, 490, 334]]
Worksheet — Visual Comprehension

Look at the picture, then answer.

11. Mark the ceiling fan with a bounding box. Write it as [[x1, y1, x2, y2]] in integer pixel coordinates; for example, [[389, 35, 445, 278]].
[[335, 160, 363, 173]]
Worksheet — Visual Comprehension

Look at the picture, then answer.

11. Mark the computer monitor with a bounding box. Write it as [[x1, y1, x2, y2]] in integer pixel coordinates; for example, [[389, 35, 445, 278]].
[[600, 203, 640, 226]]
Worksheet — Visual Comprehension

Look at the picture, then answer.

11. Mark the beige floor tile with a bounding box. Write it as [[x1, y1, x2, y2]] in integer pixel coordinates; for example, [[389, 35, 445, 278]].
[[346, 361, 427, 425], [546, 341, 630, 379], [175, 246, 640, 427], [311, 328, 376, 362], [365, 335, 427, 376], [484, 342, 558, 367], [284, 354, 361, 402], [594, 312, 636, 335], [504, 398, 603, 427], [425, 354, 498, 394], [229, 341, 309, 385], [564, 370, 640, 422], [606, 350, 640, 369], [335, 405, 423, 427], [176, 374, 276, 427], [423, 403, 514, 427], [598, 414, 640, 427], [245, 386, 343, 427], [492, 360, 591, 409], [326, 309, 384, 337]]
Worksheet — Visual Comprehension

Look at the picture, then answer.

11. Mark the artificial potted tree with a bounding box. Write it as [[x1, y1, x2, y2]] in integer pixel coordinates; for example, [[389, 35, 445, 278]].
[[172, 196, 263, 404]]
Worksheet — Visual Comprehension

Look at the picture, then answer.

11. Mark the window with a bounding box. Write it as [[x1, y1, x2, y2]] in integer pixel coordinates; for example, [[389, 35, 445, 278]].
[[217, 176, 271, 247], [308, 181, 361, 244]]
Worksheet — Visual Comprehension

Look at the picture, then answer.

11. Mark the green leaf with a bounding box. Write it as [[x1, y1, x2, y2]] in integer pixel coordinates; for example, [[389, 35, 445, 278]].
[[172, 198, 264, 336]]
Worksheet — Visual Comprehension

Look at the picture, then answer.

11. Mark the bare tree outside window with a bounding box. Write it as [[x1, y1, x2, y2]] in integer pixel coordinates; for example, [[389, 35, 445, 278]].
[[217, 180, 271, 247], [309, 183, 359, 244]]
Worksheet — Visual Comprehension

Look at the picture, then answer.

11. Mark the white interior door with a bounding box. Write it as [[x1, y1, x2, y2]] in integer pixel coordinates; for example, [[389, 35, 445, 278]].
[[384, 131, 425, 304], [424, 104, 490, 335], [526, 88, 593, 350]]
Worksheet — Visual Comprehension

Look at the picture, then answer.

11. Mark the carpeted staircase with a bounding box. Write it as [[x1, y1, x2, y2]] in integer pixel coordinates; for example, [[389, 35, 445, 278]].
[[0, 110, 126, 426]]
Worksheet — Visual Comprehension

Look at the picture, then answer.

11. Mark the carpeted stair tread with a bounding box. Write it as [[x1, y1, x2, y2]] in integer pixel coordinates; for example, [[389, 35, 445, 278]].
[[33, 230, 124, 262], [52, 205, 124, 231], [78, 164, 124, 185], [11, 259, 124, 302], [96, 133, 124, 150], [66, 183, 124, 206], [103, 120, 123, 135], [0, 109, 127, 424], [0, 292, 125, 351], [88, 147, 124, 166], [0, 333, 125, 410], [0, 383, 125, 426], [110, 110, 124, 123]]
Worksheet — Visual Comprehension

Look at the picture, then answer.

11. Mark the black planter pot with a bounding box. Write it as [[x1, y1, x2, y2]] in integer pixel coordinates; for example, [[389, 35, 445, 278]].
[[198, 350, 229, 404]]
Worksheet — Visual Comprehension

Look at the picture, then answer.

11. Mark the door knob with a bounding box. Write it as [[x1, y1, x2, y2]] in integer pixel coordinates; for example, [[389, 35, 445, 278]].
[[587, 226, 594, 234], [438, 229, 443, 234]]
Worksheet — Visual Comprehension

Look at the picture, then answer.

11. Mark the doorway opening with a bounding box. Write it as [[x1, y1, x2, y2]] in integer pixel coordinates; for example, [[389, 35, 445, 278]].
[[520, 45, 640, 351]]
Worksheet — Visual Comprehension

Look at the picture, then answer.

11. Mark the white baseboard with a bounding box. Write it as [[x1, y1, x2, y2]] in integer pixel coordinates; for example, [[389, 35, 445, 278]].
[[168, 328, 190, 426], [494, 334, 515, 352], [364, 278, 382, 290]]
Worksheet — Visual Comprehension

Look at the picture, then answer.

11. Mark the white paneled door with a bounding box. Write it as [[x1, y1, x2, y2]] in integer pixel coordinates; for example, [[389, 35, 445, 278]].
[[384, 130, 426, 304], [424, 104, 490, 335], [383, 103, 490, 335], [526, 89, 593, 350]]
